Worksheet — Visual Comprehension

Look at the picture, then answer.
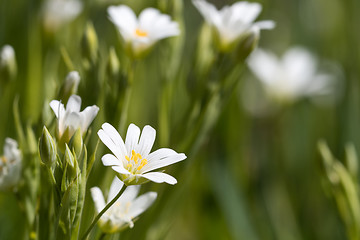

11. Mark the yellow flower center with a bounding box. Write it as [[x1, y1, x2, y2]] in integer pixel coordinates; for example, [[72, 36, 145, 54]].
[[0, 156, 7, 164], [125, 150, 148, 174], [135, 28, 148, 37]]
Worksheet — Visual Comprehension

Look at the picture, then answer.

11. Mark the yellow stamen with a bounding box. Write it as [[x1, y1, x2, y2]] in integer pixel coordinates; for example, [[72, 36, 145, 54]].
[[126, 163, 133, 169], [125, 156, 130, 161], [135, 28, 148, 37]]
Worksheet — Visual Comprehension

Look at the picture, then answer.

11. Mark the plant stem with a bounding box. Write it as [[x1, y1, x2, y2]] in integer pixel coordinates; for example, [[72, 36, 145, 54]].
[[80, 186, 127, 240], [118, 61, 136, 134]]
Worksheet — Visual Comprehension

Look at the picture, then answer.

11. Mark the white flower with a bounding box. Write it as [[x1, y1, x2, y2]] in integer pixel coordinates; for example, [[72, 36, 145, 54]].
[[192, 0, 275, 51], [0, 138, 22, 191], [107, 5, 180, 57], [248, 47, 335, 103], [0, 45, 15, 66], [98, 123, 186, 185], [91, 177, 157, 233], [50, 94, 99, 141], [43, 0, 83, 30]]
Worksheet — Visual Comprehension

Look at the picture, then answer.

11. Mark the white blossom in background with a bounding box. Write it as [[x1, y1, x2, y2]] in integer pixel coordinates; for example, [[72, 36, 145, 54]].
[[43, 0, 83, 30], [98, 123, 186, 185], [50, 94, 99, 141], [0, 138, 22, 191], [91, 177, 157, 233], [247, 47, 335, 103], [192, 0, 275, 51], [0, 45, 15, 67], [107, 5, 180, 57]]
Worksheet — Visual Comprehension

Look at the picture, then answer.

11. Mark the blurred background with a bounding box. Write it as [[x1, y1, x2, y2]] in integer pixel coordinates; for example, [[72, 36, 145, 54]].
[[1, 0, 360, 239]]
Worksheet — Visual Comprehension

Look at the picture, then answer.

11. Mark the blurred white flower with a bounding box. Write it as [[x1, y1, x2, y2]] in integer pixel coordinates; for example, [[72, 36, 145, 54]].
[[91, 177, 157, 233], [50, 94, 99, 141], [192, 0, 275, 51], [43, 0, 83, 30], [0, 138, 22, 191], [0, 45, 17, 81], [98, 123, 186, 185], [248, 47, 335, 103], [107, 5, 180, 57]]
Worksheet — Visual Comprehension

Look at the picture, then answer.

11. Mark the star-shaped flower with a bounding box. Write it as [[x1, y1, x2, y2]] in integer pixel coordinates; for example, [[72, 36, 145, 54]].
[[98, 123, 186, 185], [248, 47, 335, 103], [91, 177, 157, 233], [50, 94, 99, 143], [192, 0, 275, 51], [107, 5, 180, 57]]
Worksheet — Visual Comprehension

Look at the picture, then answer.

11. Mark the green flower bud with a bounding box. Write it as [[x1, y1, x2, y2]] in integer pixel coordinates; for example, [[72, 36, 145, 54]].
[[0, 45, 17, 84], [106, 47, 120, 81], [39, 126, 57, 168], [236, 30, 260, 62], [68, 129, 83, 159], [58, 71, 80, 102], [81, 22, 98, 65]]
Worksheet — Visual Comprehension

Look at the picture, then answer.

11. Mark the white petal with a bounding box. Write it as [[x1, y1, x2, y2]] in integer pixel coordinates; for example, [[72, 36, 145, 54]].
[[248, 49, 280, 86], [101, 123, 128, 158], [125, 124, 140, 154], [141, 172, 177, 185], [233, 2, 261, 24], [253, 20, 276, 30], [66, 95, 82, 112], [102, 154, 121, 166], [63, 111, 82, 134], [80, 105, 99, 131], [50, 100, 65, 118], [136, 125, 156, 157], [108, 5, 137, 41], [112, 165, 131, 175], [128, 192, 157, 218], [138, 8, 161, 30], [118, 185, 140, 203], [91, 187, 106, 213], [108, 177, 124, 203], [98, 129, 124, 160], [192, 0, 220, 26], [142, 150, 186, 173]]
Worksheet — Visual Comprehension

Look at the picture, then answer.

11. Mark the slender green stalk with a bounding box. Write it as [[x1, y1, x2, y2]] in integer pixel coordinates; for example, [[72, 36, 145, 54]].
[[118, 61, 136, 134], [80, 186, 127, 240]]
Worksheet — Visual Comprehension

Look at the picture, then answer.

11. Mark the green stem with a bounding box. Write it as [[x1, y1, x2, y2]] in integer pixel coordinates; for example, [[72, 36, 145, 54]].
[[118, 61, 135, 134], [80, 186, 127, 240]]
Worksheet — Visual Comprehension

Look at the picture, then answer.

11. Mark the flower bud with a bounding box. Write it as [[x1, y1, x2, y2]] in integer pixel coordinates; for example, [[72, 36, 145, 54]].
[[0, 45, 17, 83], [106, 47, 120, 81], [81, 22, 98, 66], [58, 71, 80, 102], [68, 128, 83, 159], [236, 29, 260, 62], [39, 126, 57, 168]]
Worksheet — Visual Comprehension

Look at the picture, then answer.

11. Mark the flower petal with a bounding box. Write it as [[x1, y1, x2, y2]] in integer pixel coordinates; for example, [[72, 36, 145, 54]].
[[108, 177, 124, 203], [112, 165, 130, 175], [102, 154, 121, 166], [101, 123, 128, 158], [141, 172, 177, 185], [66, 95, 82, 112], [136, 125, 156, 157], [91, 187, 106, 213], [125, 124, 140, 154], [50, 100, 65, 118], [108, 5, 137, 41], [80, 105, 99, 131], [142, 149, 186, 173], [128, 192, 157, 218], [118, 185, 140, 203], [98, 129, 124, 160]]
